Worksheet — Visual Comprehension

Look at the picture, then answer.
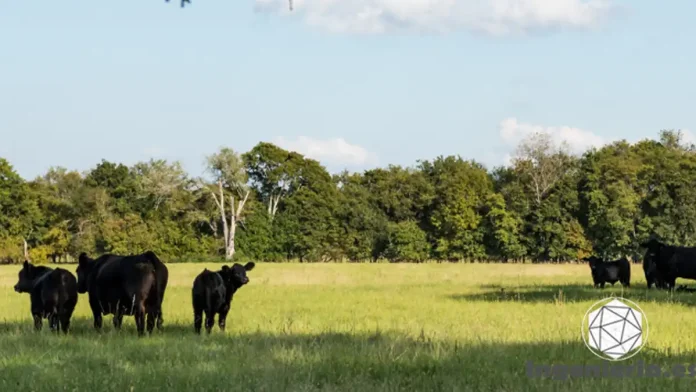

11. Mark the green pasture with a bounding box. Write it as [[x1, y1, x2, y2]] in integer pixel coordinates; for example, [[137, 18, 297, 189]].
[[1, 262, 696, 391]]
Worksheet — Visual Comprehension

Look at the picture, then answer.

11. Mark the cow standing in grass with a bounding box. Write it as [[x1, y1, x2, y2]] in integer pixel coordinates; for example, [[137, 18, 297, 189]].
[[584, 256, 631, 288], [641, 238, 696, 290], [77, 251, 168, 336], [192, 262, 255, 334], [13, 260, 78, 333]]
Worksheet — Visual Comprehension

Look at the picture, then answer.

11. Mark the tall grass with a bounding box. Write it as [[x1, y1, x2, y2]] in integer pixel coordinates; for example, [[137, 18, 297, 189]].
[[1, 263, 695, 391]]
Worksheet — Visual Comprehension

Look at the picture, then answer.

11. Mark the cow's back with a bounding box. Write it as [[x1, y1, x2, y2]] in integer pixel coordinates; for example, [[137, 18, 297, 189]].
[[672, 249, 696, 280], [91, 254, 157, 311], [36, 268, 77, 312], [51, 268, 78, 310], [192, 271, 225, 312]]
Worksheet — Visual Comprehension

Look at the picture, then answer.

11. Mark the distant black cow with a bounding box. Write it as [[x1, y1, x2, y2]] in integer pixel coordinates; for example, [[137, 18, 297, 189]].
[[584, 256, 631, 288], [13, 261, 78, 333], [640, 238, 696, 290], [192, 262, 255, 334], [77, 251, 169, 336]]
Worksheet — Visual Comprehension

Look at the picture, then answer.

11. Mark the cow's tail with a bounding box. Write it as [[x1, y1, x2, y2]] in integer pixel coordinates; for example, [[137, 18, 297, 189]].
[[622, 257, 631, 286], [143, 250, 167, 329], [627, 259, 631, 281], [205, 286, 213, 315]]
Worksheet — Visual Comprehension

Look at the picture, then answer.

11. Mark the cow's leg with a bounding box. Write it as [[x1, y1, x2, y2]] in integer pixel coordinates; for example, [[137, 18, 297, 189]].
[[113, 307, 123, 330], [600, 282, 606, 289], [218, 306, 230, 332], [59, 310, 73, 334], [92, 310, 103, 331], [49, 313, 60, 333], [33, 313, 43, 331], [146, 310, 156, 335], [156, 307, 164, 331], [135, 309, 146, 337], [90, 299, 103, 332], [204, 310, 215, 334], [194, 309, 203, 334]]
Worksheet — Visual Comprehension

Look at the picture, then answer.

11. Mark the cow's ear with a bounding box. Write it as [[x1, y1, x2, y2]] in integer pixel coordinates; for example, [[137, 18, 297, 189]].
[[221, 265, 230, 272], [23, 260, 29, 269], [78, 253, 90, 266], [244, 262, 256, 271]]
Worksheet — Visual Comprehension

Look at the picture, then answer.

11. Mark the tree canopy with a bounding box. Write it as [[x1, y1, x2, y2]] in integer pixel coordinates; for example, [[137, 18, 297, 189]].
[[1, 130, 693, 264]]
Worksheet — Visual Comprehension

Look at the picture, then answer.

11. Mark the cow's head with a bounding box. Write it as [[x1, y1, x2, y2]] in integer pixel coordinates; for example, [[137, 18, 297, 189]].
[[76, 253, 96, 294], [14, 260, 38, 293], [220, 262, 256, 288], [583, 256, 602, 270], [640, 238, 664, 266]]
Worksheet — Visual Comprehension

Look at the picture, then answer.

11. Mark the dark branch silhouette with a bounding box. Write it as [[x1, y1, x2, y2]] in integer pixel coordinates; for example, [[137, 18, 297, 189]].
[[165, 0, 190, 7], [166, 0, 293, 10]]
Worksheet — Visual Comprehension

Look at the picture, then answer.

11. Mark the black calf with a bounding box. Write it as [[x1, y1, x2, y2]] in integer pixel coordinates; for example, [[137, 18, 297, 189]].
[[13, 261, 78, 333], [192, 262, 255, 334], [584, 256, 631, 288]]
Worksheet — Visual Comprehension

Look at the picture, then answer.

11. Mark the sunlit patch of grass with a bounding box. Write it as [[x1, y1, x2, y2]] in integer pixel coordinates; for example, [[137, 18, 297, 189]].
[[1, 262, 696, 390]]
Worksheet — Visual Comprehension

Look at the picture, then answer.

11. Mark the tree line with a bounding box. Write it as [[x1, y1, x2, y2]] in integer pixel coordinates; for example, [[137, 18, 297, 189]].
[[1, 129, 694, 264]]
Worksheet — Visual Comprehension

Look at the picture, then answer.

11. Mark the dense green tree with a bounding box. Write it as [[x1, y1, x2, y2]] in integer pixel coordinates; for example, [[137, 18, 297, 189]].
[[235, 199, 275, 261], [0, 158, 41, 262], [4, 130, 696, 264], [482, 193, 526, 261], [243, 142, 304, 218], [273, 158, 340, 262], [84, 160, 138, 215], [420, 156, 492, 260], [383, 220, 430, 263], [360, 165, 434, 223], [579, 141, 642, 259], [334, 171, 388, 261]]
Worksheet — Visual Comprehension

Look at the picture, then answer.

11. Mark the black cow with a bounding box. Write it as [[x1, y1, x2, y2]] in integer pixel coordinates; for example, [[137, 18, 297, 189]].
[[640, 238, 696, 290], [643, 251, 661, 289], [584, 256, 631, 288], [77, 251, 169, 336], [13, 261, 78, 333], [192, 262, 255, 334]]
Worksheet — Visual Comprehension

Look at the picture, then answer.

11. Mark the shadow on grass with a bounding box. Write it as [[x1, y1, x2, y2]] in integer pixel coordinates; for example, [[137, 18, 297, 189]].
[[0, 318, 696, 391], [451, 283, 696, 306]]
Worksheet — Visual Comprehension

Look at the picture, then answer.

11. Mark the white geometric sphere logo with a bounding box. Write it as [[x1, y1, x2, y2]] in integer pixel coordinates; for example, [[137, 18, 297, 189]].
[[581, 297, 648, 361]]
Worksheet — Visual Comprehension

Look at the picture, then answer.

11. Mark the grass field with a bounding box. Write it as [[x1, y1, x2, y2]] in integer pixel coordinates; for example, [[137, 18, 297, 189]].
[[2, 262, 696, 391]]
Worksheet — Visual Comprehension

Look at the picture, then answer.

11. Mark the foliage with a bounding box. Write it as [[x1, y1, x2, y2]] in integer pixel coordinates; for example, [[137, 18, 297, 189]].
[[383, 220, 430, 262], [2, 130, 695, 263]]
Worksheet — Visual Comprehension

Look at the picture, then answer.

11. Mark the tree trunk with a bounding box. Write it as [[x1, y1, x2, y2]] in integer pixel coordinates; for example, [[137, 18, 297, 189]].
[[226, 190, 250, 259], [208, 180, 249, 261], [227, 195, 236, 260], [267, 193, 281, 219], [23, 239, 29, 261]]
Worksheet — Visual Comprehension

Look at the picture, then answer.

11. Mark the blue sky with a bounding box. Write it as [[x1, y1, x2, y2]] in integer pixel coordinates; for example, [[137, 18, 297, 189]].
[[1, 0, 695, 180]]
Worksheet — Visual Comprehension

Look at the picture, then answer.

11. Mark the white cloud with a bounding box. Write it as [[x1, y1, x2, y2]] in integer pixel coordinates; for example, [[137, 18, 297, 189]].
[[254, 0, 615, 35], [499, 117, 606, 155], [273, 136, 378, 167]]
